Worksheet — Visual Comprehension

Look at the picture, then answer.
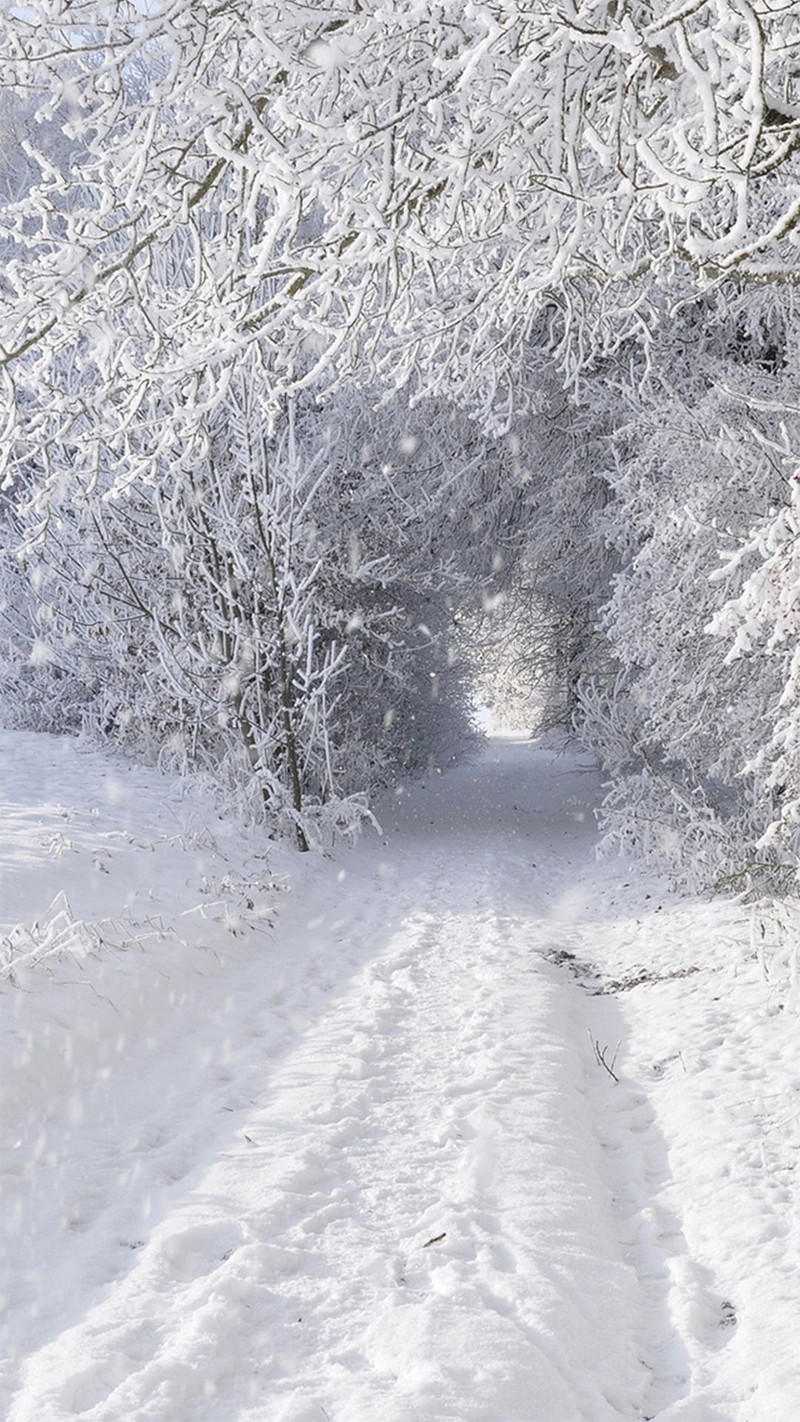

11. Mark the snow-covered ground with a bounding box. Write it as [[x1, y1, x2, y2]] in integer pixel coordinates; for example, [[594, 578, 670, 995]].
[[1, 730, 798, 1422]]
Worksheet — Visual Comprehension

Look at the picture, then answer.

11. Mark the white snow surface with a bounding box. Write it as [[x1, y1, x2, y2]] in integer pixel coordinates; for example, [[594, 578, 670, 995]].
[[1, 730, 798, 1422]]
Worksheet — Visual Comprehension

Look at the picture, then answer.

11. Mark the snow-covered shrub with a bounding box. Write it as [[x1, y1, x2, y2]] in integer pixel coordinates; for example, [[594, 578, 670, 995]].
[[750, 896, 800, 1011]]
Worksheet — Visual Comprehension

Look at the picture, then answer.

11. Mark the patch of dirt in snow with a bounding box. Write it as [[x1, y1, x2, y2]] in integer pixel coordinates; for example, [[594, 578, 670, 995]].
[[1, 732, 799, 1422]]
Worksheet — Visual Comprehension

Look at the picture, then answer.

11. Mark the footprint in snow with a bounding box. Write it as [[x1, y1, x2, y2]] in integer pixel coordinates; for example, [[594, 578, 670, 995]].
[[154, 1221, 244, 1282]]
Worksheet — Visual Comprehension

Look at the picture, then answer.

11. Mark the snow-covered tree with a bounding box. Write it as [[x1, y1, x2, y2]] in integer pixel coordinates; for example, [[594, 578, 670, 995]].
[[4, 376, 360, 848], [576, 291, 799, 890]]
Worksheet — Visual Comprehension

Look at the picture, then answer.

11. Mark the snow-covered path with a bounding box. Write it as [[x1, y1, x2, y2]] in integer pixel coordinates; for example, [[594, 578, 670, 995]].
[[2, 733, 798, 1421]]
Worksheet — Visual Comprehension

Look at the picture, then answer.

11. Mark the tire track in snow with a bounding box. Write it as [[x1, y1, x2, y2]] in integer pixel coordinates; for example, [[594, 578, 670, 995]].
[[549, 896, 780, 1422], [555, 965, 696, 1420]]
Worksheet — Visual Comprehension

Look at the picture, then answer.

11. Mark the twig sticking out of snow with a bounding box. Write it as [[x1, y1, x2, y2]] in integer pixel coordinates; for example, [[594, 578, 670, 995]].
[[589, 1033, 621, 1083]]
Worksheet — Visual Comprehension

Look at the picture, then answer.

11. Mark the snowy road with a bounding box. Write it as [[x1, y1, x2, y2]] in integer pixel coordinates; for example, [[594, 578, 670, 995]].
[[2, 733, 798, 1420]]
